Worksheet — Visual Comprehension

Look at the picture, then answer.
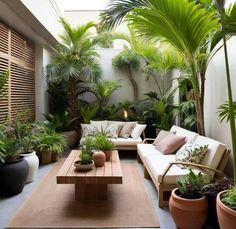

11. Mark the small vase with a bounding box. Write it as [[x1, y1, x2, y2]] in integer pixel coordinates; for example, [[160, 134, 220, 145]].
[[19, 151, 39, 183], [217, 191, 236, 229], [93, 151, 106, 167], [103, 150, 113, 161]]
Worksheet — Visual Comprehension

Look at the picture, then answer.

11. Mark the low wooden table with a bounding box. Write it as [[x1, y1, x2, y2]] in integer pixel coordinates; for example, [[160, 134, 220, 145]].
[[57, 150, 122, 200]]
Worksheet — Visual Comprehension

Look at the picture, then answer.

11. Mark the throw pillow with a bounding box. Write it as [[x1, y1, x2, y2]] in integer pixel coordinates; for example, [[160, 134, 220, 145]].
[[131, 124, 146, 139], [119, 122, 136, 139], [90, 120, 108, 132], [155, 134, 186, 155], [105, 124, 123, 139], [175, 143, 208, 168], [81, 124, 98, 137], [153, 130, 176, 146]]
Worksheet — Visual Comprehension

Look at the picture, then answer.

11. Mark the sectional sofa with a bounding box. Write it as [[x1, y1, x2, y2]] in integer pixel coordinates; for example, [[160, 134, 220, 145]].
[[137, 125, 230, 207]]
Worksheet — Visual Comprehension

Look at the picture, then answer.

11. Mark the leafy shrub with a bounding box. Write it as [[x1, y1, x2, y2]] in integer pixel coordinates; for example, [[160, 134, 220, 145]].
[[94, 134, 116, 151], [222, 186, 236, 211]]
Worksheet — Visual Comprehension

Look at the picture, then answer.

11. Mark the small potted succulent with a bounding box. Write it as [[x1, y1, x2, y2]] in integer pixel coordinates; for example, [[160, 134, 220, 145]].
[[0, 129, 28, 196], [169, 169, 209, 229], [74, 144, 94, 171], [33, 131, 66, 164], [217, 185, 236, 229], [93, 133, 116, 161]]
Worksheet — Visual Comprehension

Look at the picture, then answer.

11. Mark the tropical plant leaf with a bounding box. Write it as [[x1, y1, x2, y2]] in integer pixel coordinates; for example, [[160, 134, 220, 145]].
[[218, 101, 236, 123]]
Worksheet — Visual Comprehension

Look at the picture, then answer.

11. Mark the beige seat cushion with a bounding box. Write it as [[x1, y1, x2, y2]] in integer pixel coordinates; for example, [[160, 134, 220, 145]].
[[145, 156, 210, 184], [137, 143, 164, 159], [111, 137, 142, 146], [170, 125, 198, 143]]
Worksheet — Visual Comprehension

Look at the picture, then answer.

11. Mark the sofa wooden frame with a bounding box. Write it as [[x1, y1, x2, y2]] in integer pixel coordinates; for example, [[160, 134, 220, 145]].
[[137, 138, 231, 207]]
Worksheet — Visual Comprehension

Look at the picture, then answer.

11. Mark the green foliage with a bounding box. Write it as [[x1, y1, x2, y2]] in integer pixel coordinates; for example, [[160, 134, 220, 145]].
[[14, 118, 33, 153], [0, 70, 8, 99], [222, 186, 236, 211], [82, 136, 95, 153], [112, 48, 141, 70], [80, 105, 99, 124], [0, 131, 21, 163], [94, 134, 116, 151], [33, 132, 67, 155], [218, 101, 236, 123], [177, 169, 209, 199], [79, 147, 92, 163], [43, 111, 77, 132]]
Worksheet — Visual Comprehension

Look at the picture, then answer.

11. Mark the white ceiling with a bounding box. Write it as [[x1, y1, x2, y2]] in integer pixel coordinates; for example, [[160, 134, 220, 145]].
[[55, 0, 110, 11]]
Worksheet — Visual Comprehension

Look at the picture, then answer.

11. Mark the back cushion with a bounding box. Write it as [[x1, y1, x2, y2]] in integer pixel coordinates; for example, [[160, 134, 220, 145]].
[[194, 136, 226, 169], [170, 125, 198, 143], [155, 134, 186, 155], [90, 120, 108, 132]]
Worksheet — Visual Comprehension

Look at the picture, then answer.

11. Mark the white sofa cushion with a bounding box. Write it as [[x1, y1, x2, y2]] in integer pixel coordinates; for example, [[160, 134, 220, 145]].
[[90, 120, 108, 131], [194, 136, 226, 169], [131, 124, 146, 139], [112, 137, 142, 146], [170, 125, 198, 143], [137, 143, 164, 159], [145, 155, 207, 184]]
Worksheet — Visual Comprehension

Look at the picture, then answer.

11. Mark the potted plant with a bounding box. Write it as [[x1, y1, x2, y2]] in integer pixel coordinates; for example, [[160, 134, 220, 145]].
[[0, 129, 28, 196], [34, 131, 66, 164], [93, 133, 116, 161], [14, 119, 39, 183], [74, 144, 94, 171], [169, 169, 209, 229], [217, 186, 236, 229], [201, 178, 233, 229]]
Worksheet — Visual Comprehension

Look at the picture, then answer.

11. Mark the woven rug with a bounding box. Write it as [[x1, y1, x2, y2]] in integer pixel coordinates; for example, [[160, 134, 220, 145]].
[[7, 158, 160, 228]]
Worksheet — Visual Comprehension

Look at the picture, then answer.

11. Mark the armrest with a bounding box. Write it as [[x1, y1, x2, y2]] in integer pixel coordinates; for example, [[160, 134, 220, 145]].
[[160, 161, 226, 184], [142, 138, 155, 143]]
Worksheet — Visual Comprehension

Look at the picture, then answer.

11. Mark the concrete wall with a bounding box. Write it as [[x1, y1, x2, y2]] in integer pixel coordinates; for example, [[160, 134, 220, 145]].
[[205, 37, 236, 176]]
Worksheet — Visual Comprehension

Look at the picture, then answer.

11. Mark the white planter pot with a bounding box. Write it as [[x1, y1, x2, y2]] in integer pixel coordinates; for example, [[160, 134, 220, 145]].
[[20, 151, 39, 183]]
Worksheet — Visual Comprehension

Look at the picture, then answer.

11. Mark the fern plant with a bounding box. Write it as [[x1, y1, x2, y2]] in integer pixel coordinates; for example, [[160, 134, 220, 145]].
[[94, 134, 116, 151], [222, 186, 236, 211]]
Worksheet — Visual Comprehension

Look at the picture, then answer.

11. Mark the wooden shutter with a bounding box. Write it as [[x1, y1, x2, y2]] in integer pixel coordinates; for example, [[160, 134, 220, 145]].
[[0, 22, 35, 124]]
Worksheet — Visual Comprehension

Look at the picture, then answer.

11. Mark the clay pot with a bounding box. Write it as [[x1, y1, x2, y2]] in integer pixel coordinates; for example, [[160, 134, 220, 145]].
[[217, 191, 236, 229], [51, 152, 59, 163], [93, 151, 106, 167], [103, 150, 113, 161], [40, 150, 52, 164], [169, 188, 208, 229]]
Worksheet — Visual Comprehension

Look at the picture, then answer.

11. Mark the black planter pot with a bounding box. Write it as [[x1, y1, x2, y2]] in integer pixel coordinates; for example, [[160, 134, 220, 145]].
[[0, 158, 28, 196]]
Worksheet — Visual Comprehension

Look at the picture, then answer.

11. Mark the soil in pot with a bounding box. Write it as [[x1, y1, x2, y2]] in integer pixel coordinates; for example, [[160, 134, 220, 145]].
[[169, 188, 208, 229], [0, 158, 28, 196], [217, 191, 236, 229]]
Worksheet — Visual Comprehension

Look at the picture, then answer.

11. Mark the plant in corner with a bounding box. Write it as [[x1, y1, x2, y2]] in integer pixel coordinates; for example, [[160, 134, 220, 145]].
[[169, 169, 209, 229], [93, 133, 116, 161], [14, 118, 39, 183], [0, 127, 28, 196], [215, 1, 236, 228]]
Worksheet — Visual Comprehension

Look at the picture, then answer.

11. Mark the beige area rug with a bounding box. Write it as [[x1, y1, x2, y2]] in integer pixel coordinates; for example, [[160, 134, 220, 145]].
[[7, 159, 160, 228]]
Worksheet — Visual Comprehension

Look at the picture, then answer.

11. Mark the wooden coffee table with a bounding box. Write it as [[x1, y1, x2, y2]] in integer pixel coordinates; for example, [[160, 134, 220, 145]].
[[57, 150, 122, 200]]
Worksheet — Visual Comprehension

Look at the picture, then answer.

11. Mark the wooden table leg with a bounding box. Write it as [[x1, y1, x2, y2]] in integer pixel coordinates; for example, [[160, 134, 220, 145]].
[[75, 183, 108, 200]]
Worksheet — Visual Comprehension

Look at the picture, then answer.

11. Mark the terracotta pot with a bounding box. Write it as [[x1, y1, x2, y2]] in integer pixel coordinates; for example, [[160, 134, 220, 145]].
[[169, 188, 208, 229], [40, 150, 52, 164], [51, 152, 59, 163], [217, 191, 236, 229], [103, 150, 112, 161], [61, 130, 78, 148], [93, 151, 106, 167]]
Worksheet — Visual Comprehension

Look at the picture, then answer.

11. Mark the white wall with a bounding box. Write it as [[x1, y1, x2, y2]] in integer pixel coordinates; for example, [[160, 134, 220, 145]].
[[205, 37, 236, 176], [20, 0, 63, 40]]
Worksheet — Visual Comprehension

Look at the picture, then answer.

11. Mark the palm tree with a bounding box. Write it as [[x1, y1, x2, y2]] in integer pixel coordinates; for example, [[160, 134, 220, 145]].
[[101, 0, 236, 136], [46, 18, 102, 123]]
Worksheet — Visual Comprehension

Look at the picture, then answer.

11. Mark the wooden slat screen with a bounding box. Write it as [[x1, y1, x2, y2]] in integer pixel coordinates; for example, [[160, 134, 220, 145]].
[[0, 22, 35, 124]]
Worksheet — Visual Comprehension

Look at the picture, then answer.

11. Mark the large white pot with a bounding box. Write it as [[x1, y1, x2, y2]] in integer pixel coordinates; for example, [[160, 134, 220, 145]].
[[20, 151, 39, 183]]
